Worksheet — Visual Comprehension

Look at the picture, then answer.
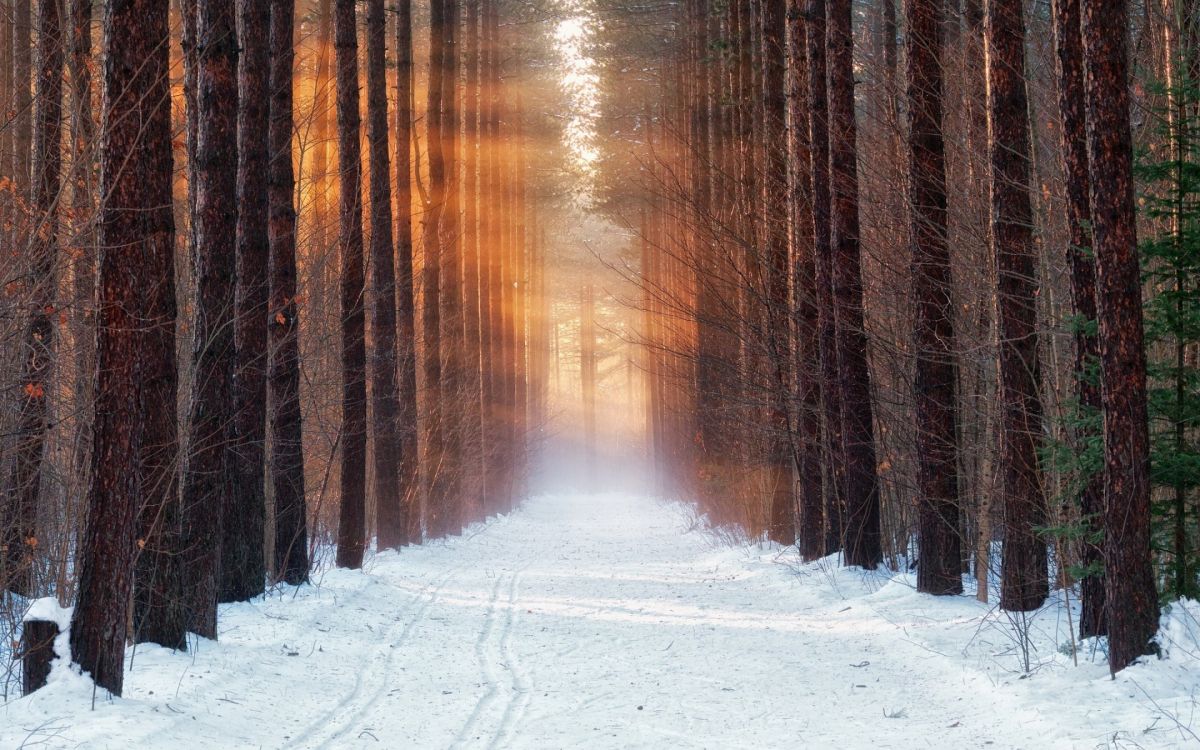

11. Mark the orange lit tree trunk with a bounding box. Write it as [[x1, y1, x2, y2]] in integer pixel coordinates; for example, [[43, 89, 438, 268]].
[[335, 0, 367, 569], [423, 0, 447, 536], [395, 0, 419, 545], [367, 0, 403, 550], [461, 0, 485, 524], [268, 0, 308, 584]]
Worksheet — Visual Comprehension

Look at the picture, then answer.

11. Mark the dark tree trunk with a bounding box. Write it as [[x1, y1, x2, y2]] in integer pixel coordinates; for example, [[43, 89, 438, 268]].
[[907, 0, 961, 595], [1052, 0, 1105, 638], [763, 0, 796, 547], [987, 0, 1048, 612], [70, 0, 171, 696], [395, 0, 419, 546], [827, 0, 881, 568], [367, 0, 403, 550], [133, 0, 185, 649], [1081, 0, 1160, 673], [482, 0, 504, 518], [788, 0, 823, 561], [805, 0, 844, 554], [3, 0, 63, 597], [223, 0, 270, 603], [182, 0, 239, 639], [268, 0, 308, 585], [335, 0, 367, 569], [423, 0, 447, 535], [462, 0, 485, 525]]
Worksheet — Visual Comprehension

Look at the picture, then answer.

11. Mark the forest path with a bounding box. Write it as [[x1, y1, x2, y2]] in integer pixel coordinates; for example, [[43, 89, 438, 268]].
[[3, 492, 1110, 749]]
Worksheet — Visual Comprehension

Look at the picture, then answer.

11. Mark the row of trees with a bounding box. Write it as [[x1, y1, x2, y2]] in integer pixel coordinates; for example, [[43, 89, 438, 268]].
[[615, 0, 1188, 674], [1, 0, 548, 696]]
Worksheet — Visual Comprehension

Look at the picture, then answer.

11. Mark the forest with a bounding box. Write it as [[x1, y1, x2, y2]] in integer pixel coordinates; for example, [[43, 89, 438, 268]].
[[1, 0, 1199, 746]]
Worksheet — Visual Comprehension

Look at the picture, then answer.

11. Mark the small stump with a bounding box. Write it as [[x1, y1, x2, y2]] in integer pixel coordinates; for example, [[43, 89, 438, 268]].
[[20, 598, 66, 696]]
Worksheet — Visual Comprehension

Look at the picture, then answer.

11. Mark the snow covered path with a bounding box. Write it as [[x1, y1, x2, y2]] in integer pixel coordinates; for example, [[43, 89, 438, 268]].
[[4, 492, 1198, 748]]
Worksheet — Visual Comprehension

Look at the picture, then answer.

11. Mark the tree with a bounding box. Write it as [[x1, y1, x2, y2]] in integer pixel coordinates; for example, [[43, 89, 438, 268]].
[[827, 0, 881, 568], [907, 0, 961, 595], [987, 0, 1049, 613], [134, 0, 186, 649], [224, 0, 270, 602], [182, 0, 239, 638], [1081, 0, 1160, 672], [395, 0, 419, 545], [70, 0, 172, 696], [1051, 0, 1105, 637], [335, 0, 367, 569], [367, 0, 403, 550], [3, 0, 63, 596], [268, 0, 308, 585]]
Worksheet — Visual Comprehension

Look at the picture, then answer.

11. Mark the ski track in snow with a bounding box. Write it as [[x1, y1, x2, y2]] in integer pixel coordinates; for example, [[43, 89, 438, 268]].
[[3, 491, 1199, 749]]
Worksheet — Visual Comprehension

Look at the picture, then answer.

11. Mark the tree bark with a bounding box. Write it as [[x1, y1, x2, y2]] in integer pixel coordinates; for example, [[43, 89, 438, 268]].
[[268, 0, 308, 585], [366, 0, 403, 550], [70, 0, 171, 695], [334, 0, 367, 569], [1052, 0, 1105, 637], [182, 0, 239, 638], [423, 0, 447, 534], [395, 0, 419, 545], [827, 0, 881, 568], [1081, 0, 1160, 673], [908, 0, 962, 595], [223, 0, 270, 603], [986, 0, 1049, 612]]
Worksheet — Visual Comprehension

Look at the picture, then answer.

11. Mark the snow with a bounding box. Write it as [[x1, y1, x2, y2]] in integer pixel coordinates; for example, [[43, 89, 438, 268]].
[[3, 491, 1198, 748]]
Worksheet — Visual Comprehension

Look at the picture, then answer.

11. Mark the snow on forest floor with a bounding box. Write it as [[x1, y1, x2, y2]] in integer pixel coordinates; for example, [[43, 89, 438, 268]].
[[3, 491, 1200, 749]]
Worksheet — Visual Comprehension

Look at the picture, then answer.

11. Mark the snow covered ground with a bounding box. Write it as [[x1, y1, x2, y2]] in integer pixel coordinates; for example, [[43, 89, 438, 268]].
[[3, 491, 1199, 749]]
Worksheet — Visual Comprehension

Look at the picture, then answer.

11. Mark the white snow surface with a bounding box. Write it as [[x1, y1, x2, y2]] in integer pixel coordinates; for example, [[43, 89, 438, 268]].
[[3, 491, 1199, 748]]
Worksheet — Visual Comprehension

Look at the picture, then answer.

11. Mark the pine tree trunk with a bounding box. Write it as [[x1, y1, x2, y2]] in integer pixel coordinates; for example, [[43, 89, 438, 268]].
[[788, 0, 824, 560], [1081, 0, 1160, 673], [268, 0, 308, 585], [133, 0, 185, 649], [987, 0, 1049, 612], [482, 0, 504, 517], [223, 0, 270, 603], [827, 0, 881, 568], [462, 0, 485, 525], [423, 0, 447, 536], [70, 0, 171, 695], [1052, 0, 1105, 638], [366, 0, 403, 550], [3, 0, 63, 597], [907, 0, 961, 595], [582, 285, 597, 484], [763, 0, 796, 546], [394, 0, 419, 546], [334, 0, 367, 569]]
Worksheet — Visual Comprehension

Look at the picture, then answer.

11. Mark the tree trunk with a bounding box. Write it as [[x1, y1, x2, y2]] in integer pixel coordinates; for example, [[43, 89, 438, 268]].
[[987, 0, 1049, 612], [763, 0, 796, 547], [334, 0, 367, 569], [462, 0, 485, 525], [788, 0, 824, 560], [366, 0, 403, 550], [3, 0, 63, 597], [827, 0, 881, 568], [908, 0, 962, 595], [133, 0, 185, 649], [1052, 0, 1105, 637], [182, 0, 239, 639], [423, 0, 447, 535], [268, 0, 308, 585], [581, 285, 597, 484], [223, 0, 270, 603], [1081, 0, 1160, 673], [394, 0, 419, 545], [70, 0, 171, 695]]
